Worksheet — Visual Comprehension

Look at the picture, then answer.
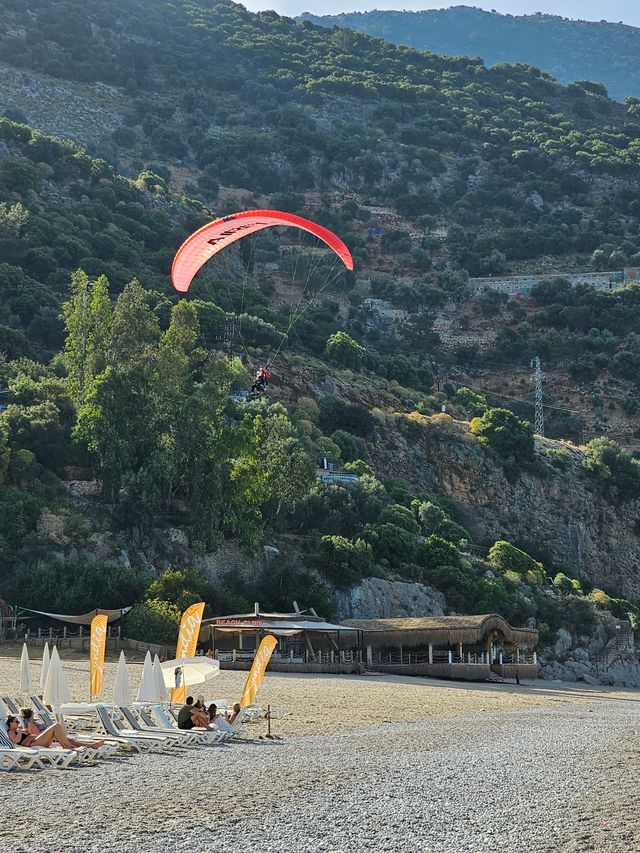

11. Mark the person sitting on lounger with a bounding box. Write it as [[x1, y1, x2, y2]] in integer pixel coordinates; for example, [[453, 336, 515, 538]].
[[21, 707, 46, 735], [177, 697, 197, 730], [206, 703, 218, 725], [227, 702, 241, 724], [6, 715, 105, 751]]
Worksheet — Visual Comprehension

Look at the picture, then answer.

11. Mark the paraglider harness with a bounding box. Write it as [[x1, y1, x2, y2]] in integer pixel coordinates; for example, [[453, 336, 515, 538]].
[[250, 368, 271, 396]]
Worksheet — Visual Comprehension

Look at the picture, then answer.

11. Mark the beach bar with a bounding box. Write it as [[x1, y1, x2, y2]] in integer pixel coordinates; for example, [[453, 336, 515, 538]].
[[202, 606, 363, 674], [341, 614, 539, 681]]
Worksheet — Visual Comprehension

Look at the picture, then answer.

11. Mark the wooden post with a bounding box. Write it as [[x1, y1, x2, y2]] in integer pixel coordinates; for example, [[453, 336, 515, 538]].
[[533, 651, 537, 665], [516, 647, 520, 664], [398, 644, 403, 665], [428, 643, 433, 664], [456, 640, 462, 660], [366, 644, 373, 667], [448, 650, 452, 664], [499, 652, 503, 665]]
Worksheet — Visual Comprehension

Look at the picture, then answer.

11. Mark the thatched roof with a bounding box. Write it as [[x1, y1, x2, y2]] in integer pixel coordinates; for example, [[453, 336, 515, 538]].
[[341, 614, 538, 648]]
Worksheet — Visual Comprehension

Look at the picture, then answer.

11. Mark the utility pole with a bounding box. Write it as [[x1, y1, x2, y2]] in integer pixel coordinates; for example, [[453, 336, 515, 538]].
[[531, 355, 544, 437]]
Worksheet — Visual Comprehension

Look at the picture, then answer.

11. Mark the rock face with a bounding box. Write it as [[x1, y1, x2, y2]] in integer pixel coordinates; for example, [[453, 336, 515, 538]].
[[335, 577, 446, 620], [195, 540, 261, 584], [369, 417, 640, 600], [538, 614, 640, 686]]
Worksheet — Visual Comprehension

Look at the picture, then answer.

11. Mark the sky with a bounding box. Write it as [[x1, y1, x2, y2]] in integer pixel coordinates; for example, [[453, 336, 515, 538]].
[[241, 1, 640, 26]]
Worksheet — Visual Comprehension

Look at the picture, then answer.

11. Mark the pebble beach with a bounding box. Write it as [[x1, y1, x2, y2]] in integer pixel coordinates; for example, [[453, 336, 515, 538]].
[[1, 651, 639, 852]]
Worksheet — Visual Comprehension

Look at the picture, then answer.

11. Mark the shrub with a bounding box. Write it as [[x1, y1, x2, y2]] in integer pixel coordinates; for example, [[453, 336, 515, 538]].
[[417, 534, 461, 571], [378, 503, 420, 534], [126, 598, 182, 645], [584, 437, 640, 502], [371, 522, 416, 565], [553, 572, 574, 593], [318, 395, 373, 438], [470, 408, 534, 464], [316, 535, 373, 585], [452, 387, 487, 417], [417, 501, 446, 535], [330, 429, 367, 462], [325, 331, 365, 370], [546, 448, 571, 470], [488, 541, 542, 576]]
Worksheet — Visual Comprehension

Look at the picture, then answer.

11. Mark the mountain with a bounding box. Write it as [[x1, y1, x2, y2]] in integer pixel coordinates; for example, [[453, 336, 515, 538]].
[[0, 0, 639, 659], [300, 6, 640, 103]]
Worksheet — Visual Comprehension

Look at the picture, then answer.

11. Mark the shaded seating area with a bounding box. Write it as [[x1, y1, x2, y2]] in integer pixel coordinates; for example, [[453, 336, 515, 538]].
[[204, 606, 362, 673], [341, 614, 539, 681]]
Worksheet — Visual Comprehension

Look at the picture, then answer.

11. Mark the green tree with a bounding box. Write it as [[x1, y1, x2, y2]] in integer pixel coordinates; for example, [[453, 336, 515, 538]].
[[62, 271, 112, 406], [316, 535, 373, 585], [325, 331, 365, 370], [584, 437, 640, 502], [470, 408, 534, 464], [488, 540, 543, 576], [378, 503, 420, 534], [107, 279, 160, 367]]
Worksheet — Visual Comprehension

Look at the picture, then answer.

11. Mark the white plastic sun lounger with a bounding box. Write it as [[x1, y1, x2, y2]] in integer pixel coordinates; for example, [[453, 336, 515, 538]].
[[153, 705, 229, 743], [0, 726, 78, 770], [117, 707, 190, 747], [94, 705, 163, 753], [26, 696, 119, 759], [133, 707, 209, 746], [96, 705, 177, 752]]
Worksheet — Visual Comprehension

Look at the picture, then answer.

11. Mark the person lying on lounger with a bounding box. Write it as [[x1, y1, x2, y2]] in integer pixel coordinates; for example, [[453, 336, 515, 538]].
[[6, 715, 105, 751]]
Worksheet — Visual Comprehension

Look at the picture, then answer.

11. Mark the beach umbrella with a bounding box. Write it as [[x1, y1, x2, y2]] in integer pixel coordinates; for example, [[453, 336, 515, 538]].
[[159, 656, 220, 692], [43, 646, 71, 715], [40, 642, 50, 691], [153, 654, 169, 703], [19, 643, 33, 695], [136, 651, 157, 703], [112, 651, 133, 708]]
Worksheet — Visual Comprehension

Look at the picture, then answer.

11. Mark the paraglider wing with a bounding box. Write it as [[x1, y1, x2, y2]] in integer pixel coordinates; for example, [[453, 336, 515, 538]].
[[171, 209, 354, 293]]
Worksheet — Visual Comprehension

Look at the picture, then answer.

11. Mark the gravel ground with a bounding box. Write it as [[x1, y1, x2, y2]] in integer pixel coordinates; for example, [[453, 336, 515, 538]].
[[1, 653, 639, 852]]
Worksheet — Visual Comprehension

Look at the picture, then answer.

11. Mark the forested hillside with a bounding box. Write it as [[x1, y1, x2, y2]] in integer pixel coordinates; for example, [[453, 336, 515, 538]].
[[0, 0, 640, 654], [300, 7, 640, 103]]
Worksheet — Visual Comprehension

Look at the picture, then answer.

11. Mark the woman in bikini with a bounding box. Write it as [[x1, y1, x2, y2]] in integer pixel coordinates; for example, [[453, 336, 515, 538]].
[[6, 715, 105, 751]]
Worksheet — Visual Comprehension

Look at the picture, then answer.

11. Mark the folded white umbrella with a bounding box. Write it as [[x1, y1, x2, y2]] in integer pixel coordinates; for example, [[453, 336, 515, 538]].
[[136, 651, 157, 703], [160, 657, 220, 691], [41, 642, 50, 691], [19, 643, 32, 695], [43, 646, 71, 715], [153, 654, 169, 703], [112, 651, 133, 708]]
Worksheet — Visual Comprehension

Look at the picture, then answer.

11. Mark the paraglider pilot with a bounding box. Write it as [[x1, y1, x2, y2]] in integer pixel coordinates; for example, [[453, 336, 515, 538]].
[[251, 368, 271, 395]]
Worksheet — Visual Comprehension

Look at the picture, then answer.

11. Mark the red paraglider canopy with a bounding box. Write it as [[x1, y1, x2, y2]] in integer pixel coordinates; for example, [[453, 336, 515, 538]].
[[171, 209, 354, 293]]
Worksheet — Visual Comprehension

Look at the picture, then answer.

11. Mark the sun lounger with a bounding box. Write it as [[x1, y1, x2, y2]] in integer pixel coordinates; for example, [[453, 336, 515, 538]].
[[0, 724, 78, 769], [132, 707, 211, 746], [117, 707, 191, 747], [152, 705, 229, 743], [95, 705, 174, 752], [93, 705, 161, 753], [26, 696, 119, 759]]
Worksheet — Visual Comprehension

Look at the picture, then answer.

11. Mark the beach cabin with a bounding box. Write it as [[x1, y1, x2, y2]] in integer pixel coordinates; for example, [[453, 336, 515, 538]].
[[341, 614, 539, 681], [201, 607, 363, 674]]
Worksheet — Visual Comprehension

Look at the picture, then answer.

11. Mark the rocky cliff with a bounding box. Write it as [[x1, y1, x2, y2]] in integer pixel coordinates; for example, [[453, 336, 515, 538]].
[[372, 416, 640, 600], [272, 360, 640, 600]]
